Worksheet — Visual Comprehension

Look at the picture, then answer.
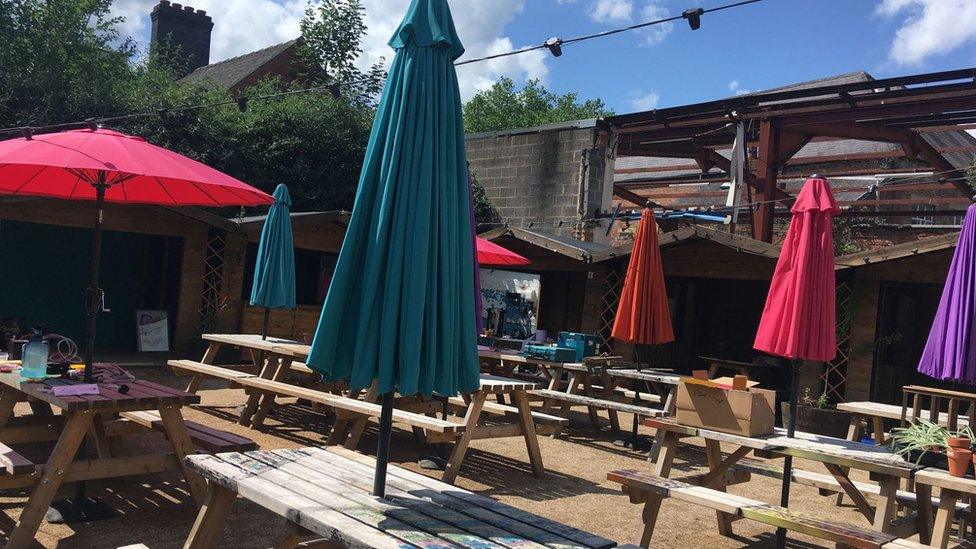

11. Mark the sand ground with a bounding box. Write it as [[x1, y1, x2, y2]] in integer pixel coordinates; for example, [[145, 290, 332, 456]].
[[0, 365, 927, 548]]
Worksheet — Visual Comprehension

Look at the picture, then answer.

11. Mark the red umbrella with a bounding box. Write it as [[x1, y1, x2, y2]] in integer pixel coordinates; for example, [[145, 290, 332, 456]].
[[753, 176, 838, 548], [0, 126, 271, 523], [476, 237, 529, 266], [611, 204, 674, 448], [0, 128, 272, 382]]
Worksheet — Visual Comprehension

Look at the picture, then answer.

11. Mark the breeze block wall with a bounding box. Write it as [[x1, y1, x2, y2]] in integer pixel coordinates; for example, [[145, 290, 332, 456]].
[[466, 120, 611, 237]]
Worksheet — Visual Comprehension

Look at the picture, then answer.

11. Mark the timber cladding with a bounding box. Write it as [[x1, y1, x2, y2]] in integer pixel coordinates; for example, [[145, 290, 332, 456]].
[[844, 249, 953, 402]]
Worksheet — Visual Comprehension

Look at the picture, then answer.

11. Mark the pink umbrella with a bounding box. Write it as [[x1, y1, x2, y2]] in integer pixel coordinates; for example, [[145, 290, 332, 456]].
[[754, 176, 838, 548], [476, 237, 530, 266]]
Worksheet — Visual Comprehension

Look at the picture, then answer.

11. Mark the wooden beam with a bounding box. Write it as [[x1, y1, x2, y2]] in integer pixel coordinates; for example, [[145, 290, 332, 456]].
[[752, 119, 779, 243], [612, 186, 649, 207]]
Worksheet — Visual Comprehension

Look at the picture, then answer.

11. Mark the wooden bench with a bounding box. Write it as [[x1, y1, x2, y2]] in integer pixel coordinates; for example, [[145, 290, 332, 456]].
[[607, 469, 923, 548], [0, 442, 34, 475], [733, 458, 971, 519], [118, 411, 257, 453], [531, 389, 666, 418], [446, 396, 568, 436]]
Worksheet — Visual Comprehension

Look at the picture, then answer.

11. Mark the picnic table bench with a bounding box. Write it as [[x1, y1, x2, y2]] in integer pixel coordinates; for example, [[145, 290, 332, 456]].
[[838, 401, 973, 446], [183, 446, 617, 549], [171, 356, 551, 484], [644, 417, 922, 538], [914, 468, 976, 548], [607, 469, 927, 549], [0, 372, 224, 548]]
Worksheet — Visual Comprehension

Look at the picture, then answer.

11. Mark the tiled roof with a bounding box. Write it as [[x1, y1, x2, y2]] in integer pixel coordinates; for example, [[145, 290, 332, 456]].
[[180, 38, 300, 88]]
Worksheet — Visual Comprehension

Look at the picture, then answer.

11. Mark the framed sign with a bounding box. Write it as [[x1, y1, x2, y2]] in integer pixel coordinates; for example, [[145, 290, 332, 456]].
[[136, 310, 170, 352]]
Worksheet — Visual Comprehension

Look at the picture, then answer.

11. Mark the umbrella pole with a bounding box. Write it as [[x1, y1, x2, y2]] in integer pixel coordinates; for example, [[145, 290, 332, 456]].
[[775, 359, 801, 548], [262, 307, 271, 340], [373, 391, 394, 498], [631, 344, 643, 450], [49, 183, 114, 524]]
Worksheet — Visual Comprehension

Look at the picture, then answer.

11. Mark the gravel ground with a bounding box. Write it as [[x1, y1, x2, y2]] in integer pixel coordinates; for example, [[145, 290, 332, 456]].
[[3, 366, 926, 548]]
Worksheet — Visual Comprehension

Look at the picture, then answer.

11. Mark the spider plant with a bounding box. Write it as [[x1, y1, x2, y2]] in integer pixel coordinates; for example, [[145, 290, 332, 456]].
[[887, 420, 974, 464]]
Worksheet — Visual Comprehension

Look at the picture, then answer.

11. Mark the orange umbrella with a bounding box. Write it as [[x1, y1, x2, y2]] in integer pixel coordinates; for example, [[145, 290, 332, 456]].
[[612, 204, 674, 449], [612, 206, 675, 345]]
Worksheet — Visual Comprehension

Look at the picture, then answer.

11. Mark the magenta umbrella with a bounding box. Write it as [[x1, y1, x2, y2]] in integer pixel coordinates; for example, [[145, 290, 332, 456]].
[[753, 176, 838, 548]]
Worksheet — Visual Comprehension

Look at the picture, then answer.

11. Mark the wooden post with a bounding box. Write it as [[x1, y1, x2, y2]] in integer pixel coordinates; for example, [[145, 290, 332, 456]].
[[752, 119, 779, 243]]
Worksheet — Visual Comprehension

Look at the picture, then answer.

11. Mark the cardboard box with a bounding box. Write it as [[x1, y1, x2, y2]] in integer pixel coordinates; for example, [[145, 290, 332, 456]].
[[675, 379, 776, 437]]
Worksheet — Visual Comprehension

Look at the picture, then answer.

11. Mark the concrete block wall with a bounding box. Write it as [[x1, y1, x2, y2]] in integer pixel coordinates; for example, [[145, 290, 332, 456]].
[[466, 122, 610, 236]]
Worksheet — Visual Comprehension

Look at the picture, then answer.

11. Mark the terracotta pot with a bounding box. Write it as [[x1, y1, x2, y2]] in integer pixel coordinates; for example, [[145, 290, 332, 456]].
[[948, 437, 972, 449], [947, 448, 972, 477]]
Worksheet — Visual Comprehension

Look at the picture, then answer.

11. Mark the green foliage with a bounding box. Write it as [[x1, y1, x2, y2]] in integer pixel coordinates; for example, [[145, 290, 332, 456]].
[[888, 419, 975, 463], [120, 78, 372, 211], [463, 78, 613, 133], [0, 0, 137, 126], [967, 162, 976, 195], [470, 172, 499, 225], [801, 387, 830, 409], [299, 0, 385, 104]]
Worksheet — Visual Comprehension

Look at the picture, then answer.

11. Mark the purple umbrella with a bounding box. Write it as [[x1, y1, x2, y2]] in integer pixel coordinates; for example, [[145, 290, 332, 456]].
[[918, 204, 976, 382]]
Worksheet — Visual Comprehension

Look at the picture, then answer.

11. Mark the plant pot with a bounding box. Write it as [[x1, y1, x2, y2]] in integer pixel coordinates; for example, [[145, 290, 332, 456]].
[[948, 437, 972, 450], [904, 447, 948, 469], [780, 402, 852, 439], [948, 448, 972, 477]]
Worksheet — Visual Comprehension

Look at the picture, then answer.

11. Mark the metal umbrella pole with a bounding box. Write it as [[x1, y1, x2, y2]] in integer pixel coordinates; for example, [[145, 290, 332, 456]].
[[373, 392, 395, 497], [631, 344, 644, 450], [775, 359, 801, 548], [49, 179, 115, 523]]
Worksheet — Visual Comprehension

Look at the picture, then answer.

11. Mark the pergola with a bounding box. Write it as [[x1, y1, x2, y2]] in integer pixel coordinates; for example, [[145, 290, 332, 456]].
[[604, 68, 976, 242]]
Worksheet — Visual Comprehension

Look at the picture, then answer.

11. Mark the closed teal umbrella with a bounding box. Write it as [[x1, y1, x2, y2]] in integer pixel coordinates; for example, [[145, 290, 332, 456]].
[[250, 184, 296, 339], [306, 0, 479, 496]]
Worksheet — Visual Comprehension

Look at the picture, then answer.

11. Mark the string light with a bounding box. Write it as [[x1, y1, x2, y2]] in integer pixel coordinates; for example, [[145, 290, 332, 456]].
[[0, 0, 766, 138]]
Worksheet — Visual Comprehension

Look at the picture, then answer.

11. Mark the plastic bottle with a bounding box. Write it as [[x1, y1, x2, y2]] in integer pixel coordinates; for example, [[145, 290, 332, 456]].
[[21, 331, 48, 379]]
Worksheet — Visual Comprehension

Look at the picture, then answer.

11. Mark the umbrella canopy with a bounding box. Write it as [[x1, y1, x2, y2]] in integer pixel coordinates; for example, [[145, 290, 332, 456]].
[[918, 204, 976, 383], [611, 206, 675, 346], [307, 0, 478, 399], [250, 184, 297, 311], [753, 176, 838, 549], [476, 237, 529, 266], [754, 177, 839, 362], [0, 128, 270, 206]]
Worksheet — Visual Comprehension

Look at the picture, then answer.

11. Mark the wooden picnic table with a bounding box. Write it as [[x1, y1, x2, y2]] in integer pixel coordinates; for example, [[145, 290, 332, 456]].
[[183, 446, 617, 549], [645, 416, 921, 538], [188, 335, 551, 484], [838, 401, 974, 446], [913, 468, 976, 548], [0, 371, 206, 548]]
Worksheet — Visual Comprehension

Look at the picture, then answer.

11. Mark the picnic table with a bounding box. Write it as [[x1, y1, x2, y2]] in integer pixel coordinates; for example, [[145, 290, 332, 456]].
[[183, 446, 618, 549], [913, 468, 976, 548], [0, 371, 209, 548], [645, 416, 921, 537], [177, 335, 557, 484]]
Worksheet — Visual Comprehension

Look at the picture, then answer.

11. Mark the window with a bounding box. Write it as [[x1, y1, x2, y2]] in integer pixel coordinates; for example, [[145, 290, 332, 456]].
[[912, 204, 935, 226]]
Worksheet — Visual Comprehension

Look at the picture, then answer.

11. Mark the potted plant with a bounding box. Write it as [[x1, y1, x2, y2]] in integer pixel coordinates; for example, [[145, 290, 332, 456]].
[[888, 421, 975, 475], [780, 387, 853, 438]]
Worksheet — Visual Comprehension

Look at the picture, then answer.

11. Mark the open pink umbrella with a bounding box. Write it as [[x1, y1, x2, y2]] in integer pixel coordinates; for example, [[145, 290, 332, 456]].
[[476, 237, 529, 266], [0, 128, 272, 381], [754, 175, 838, 548]]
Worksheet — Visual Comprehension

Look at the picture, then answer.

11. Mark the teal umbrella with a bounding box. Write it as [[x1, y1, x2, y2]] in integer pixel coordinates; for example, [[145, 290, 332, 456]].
[[250, 183, 296, 339], [306, 0, 479, 496]]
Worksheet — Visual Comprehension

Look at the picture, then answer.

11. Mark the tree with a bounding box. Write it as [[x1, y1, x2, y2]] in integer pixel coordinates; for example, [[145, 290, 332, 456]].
[[299, 0, 385, 105], [463, 78, 613, 133], [0, 0, 137, 126]]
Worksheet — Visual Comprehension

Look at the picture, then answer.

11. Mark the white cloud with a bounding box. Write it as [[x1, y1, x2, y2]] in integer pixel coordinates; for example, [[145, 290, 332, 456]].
[[876, 0, 976, 65], [111, 0, 305, 62], [637, 2, 672, 46], [359, 0, 547, 100], [110, 0, 546, 101], [629, 90, 660, 111], [589, 0, 633, 23], [728, 80, 750, 95]]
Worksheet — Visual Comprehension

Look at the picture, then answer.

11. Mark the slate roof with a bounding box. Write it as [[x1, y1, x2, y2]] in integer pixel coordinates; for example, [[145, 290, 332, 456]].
[[179, 38, 300, 89]]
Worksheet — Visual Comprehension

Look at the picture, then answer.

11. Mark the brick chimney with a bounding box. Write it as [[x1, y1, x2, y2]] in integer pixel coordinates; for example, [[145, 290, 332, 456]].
[[150, 1, 213, 77]]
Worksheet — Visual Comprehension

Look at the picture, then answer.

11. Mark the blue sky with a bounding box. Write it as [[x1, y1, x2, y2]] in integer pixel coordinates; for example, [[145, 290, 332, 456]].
[[113, 0, 976, 113]]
